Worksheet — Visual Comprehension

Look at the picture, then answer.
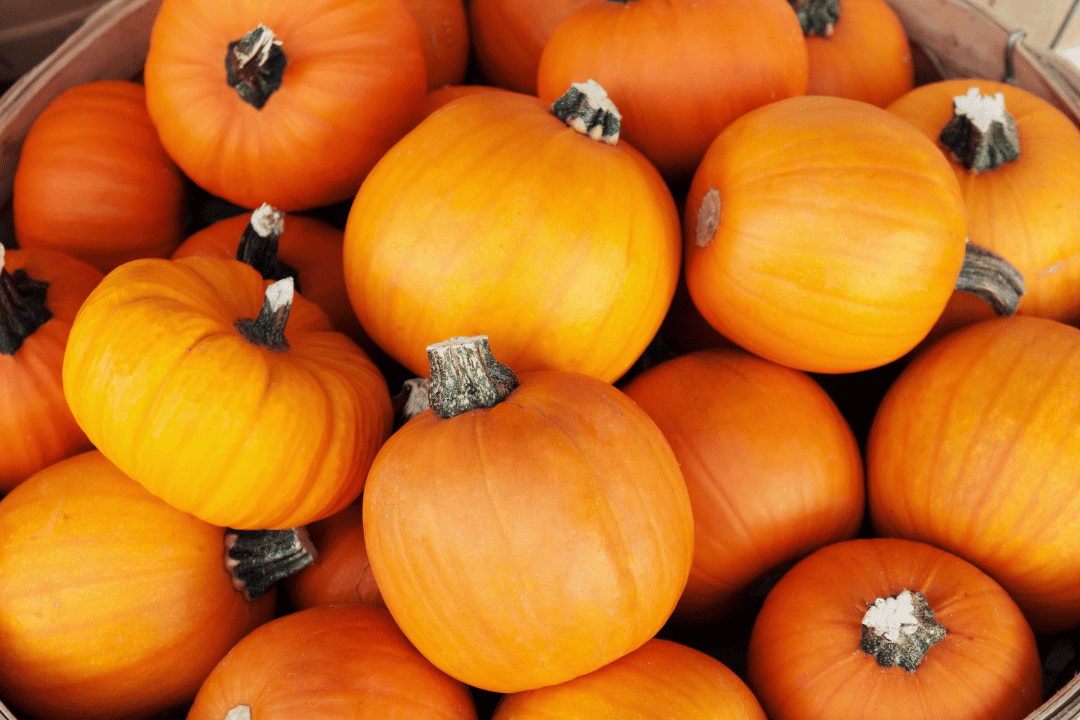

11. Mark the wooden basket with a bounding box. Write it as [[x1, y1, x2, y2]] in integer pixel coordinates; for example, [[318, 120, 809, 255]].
[[0, 0, 1078, 718]]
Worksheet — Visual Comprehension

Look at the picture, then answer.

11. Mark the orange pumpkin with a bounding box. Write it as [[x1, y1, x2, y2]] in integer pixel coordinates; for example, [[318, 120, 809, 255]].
[[187, 604, 477, 720], [887, 79, 1080, 334], [746, 537, 1042, 720], [343, 82, 681, 384], [422, 83, 509, 118], [0, 450, 276, 720], [683, 94, 967, 373], [62, 256, 393, 530], [0, 244, 103, 492], [12, 80, 187, 273], [536, 0, 809, 180], [406, 0, 471, 89], [143, 0, 428, 211], [621, 347, 864, 622], [868, 315, 1080, 634], [493, 638, 766, 719], [363, 336, 694, 693]]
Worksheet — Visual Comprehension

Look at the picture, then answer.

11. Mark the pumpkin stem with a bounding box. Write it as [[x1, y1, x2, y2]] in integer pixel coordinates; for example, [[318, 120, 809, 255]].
[[226, 24, 287, 110], [392, 377, 431, 428], [235, 277, 293, 352], [551, 79, 622, 145], [0, 243, 53, 356], [954, 242, 1026, 316], [939, 87, 1021, 173], [860, 589, 946, 671], [225, 707, 251, 720], [235, 203, 300, 289], [789, 0, 841, 38], [695, 187, 722, 248], [224, 527, 317, 602], [426, 335, 518, 419]]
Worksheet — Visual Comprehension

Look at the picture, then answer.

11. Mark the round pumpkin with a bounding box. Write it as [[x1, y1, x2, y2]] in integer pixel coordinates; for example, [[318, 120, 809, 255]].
[[143, 0, 428, 211], [493, 638, 766, 719], [887, 79, 1080, 334], [683, 94, 967, 373], [187, 604, 477, 720], [621, 347, 865, 622], [746, 537, 1042, 720], [12, 80, 187, 273], [536, 0, 809, 181], [0, 450, 276, 720], [363, 336, 694, 693], [868, 315, 1080, 633], [0, 244, 103, 492], [62, 256, 393, 530], [343, 82, 680, 384]]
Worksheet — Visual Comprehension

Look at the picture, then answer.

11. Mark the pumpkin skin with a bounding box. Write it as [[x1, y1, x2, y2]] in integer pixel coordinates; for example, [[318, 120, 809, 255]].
[[143, 0, 428, 212], [363, 369, 695, 693], [493, 638, 766, 719], [887, 79, 1080, 333], [683, 94, 967, 374], [802, 0, 914, 107], [12, 80, 187, 273], [0, 450, 275, 720], [406, 0, 471, 89], [422, 83, 508, 118], [536, 0, 809, 181], [868, 315, 1080, 634], [746, 538, 1042, 720], [343, 89, 681, 383], [1, 246, 103, 492], [61, 256, 393, 530], [187, 604, 477, 720], [621, 347, 865, 622]]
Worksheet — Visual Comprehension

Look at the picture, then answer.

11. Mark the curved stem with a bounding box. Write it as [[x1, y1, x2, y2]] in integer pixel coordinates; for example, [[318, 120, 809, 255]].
[[939, 87, 1021, 173], [860, 589, 946, 671], [235, 277, 293, 352], [226, 24, 288, 110], [0, 244, 52, 356], [789, 0, 841, 38], [426, 335, 518, 419], [954, 242, 1026, 316], [224, 527, 317, 602], [550, 80, 622, 145]]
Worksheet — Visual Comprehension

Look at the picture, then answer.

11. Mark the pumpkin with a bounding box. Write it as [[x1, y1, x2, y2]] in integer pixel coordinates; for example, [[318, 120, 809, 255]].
[[143, 0, 428, 211], [621, 347, 865, 623], [887, 79, 1080, 334], [343, 81, 681, 384], [493, 638, 766, 719], [0, 450, 276, 720], [0, 243, 103, 492], [286, 501, 385, 611], [407, 0, 471, 89], [868, 315, 1080, 634], [467, 0, 600, 94], [535, 0, 809, 181], [363, 336, 694, 693], [793, 0, 913, 107], [422, 83, 509, 118], [187, 604, 477, 720], [62, 256, 393, 530], [746, 538, 1042, 720], [12, 80, 187, 273], [683, 94, 968, 373]]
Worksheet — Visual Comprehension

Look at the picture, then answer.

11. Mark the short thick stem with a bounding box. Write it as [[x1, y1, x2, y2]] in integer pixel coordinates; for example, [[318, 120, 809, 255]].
[[550, 80, 622, 145], [393, 377, 431, 429], [224, 527, 317, 602], [860, 589, 946, 671], [235, 277, 293, 352], [789, 0, 841, 38], [226, 24, 287, 110], [0, 244, 52, 356], [955, 242, 1026, 316], [235, 203, 300, 288], [426, 336, 518, 419], [939, 87, 1021, 173]]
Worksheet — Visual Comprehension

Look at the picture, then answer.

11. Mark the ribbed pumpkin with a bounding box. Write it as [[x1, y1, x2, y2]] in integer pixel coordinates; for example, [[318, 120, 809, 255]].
[[343, 82, 680, 384], [61, 256, 393, 530]]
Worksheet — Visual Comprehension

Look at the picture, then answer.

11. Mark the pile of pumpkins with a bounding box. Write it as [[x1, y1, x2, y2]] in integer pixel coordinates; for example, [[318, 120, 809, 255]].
[[3, 0, 1080, 717]]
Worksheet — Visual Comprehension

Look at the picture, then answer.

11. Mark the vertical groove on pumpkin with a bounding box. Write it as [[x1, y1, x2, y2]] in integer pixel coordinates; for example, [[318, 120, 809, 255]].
[[0, 243, 53, 356], [939, 87, 1022, 173], [235, 276, 293, 352], [224, 527, 317, 602], [226, 24, 288, 110], [789, 0, 841, 38], [860, 589, 947, 671], [954, 242, 1026, 316], [550, 79, 622, 145], [235, 203, 301, 290], [426, 335, 518, 419]]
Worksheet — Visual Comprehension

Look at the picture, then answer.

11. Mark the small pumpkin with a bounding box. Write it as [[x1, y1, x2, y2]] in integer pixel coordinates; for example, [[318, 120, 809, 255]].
[[0, 450, 277, 720], [62, 256, 393, 530], [12, 80, 187, 273], [0, 243, 103, 492], [746, 538, 1042, 720], [363, 336, 694, 693], [143, 0, 428, 211], [187, 604, 478, 720]]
